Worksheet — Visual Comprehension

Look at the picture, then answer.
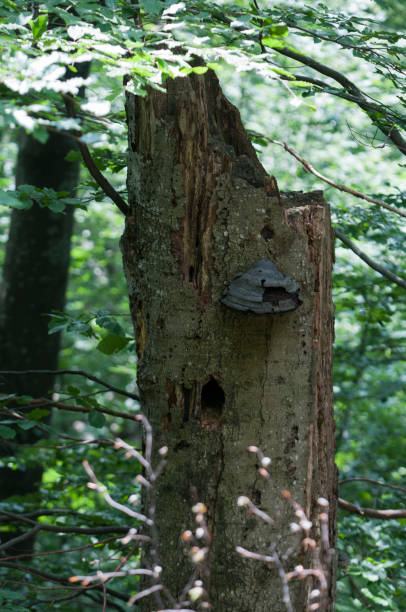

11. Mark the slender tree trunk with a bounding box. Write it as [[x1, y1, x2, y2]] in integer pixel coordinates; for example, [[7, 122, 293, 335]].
[[0, 129, 80, 506], [122, 70, 336, 610]]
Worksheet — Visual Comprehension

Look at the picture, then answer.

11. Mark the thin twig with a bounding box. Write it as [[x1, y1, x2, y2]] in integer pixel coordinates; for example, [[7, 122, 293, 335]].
[[0, 369, 139, 401], [0, 525, 41, 553], [0, 536, 123, 562], [334, 228, 406, 290], [265, 138, 406, 219], [206, 7, 406, 155], [339, 478, 406, 493], [27, 397, 139, 422], [0, 511, 132, 535], [0, 562, 130, 602], [126, 583, 164, 606], [83, 460, 152, 525]]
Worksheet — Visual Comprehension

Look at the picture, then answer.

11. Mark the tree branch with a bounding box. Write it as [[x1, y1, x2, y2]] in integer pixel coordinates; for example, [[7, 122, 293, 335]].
[[257, 136, 406, 288], [0, 511, 132, 535], [208, 8, 406, 153], [0, 526, 41, 553], [0, 562, 130, 603], [265, 137, 406, 219], [24, 396, 140, 422], [274, 47, 406, 155], [339, 478, 406, 493], [338, 498, 406, 519], [63, 94, 130, 216], [0, 536, 122, 562], [275, 46, 362, 94], [0, 369, 139, 401], [286, 22, 364, 53], [334, 228, 406, 290]]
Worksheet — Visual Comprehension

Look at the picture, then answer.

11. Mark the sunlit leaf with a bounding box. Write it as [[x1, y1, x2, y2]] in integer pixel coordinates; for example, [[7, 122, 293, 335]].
[[29, 13, 48, 41]]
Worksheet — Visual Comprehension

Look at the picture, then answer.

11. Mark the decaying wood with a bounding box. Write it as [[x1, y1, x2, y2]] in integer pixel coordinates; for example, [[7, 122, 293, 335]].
[[122, 70, 336, 611]]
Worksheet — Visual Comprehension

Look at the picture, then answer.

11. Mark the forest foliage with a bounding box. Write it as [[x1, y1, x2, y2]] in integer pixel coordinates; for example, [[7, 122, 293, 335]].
[[0, 1, 405, 610]]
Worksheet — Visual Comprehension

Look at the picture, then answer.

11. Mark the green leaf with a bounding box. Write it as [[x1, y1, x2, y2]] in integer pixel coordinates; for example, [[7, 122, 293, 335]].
[[48, 199, 66, 213], [48, 321, 68, 334], [95, 313, 124, 335], [0, 191, 32, 210], [96, 333, 131, 354], [0, 590, 25, 600], [82, 397, 100, 410], [17, 420, 37, 430], [262, 36, 286, 49], [266, 25, 288, 37], [0, 425, 16, 440], [290, 80, 316, 88], [67, 385, 81, 398], [65, 150, 82, 162], [88, 410, 106, 428], [48, 313, 69, 334], [27, 408, 50, 420], [141, 0, 165, 16], [29, 13, 48, 41], [43, 468, 62, 484], [191, 66, 209, 75], [32, 125, 49, 143]]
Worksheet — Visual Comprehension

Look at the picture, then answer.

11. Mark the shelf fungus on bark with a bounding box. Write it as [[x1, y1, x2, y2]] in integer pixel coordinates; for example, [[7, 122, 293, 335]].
[[221, 259, 302, 314]]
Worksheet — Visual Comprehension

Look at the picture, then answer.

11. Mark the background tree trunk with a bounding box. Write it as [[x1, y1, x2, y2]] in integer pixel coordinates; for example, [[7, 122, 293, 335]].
[[122, 70, 336, 610], [0, 62, 89, 522], [0, 128, 80, 506]]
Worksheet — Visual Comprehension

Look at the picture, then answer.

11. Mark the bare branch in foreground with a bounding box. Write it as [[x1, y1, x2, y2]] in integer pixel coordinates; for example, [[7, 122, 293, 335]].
[[0, 397, 139, 432], [237, 446, 333, 612], [77, 414, 212, 611], [83, 459, 152, 525], [20, 396, 139, 423], [0, 561, 130, 603]]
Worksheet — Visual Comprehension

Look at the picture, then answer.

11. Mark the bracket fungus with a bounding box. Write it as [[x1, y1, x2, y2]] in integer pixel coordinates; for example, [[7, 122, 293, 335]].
[[221, 259, 302, 314]]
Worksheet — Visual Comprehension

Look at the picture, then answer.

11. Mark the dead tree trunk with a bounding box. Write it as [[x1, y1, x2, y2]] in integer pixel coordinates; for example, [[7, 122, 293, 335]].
[[122, 70, 336, 611]]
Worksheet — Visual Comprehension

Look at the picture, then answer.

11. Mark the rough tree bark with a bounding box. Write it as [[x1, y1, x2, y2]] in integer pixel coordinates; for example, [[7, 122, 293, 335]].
[[122, 70, 336, 610]]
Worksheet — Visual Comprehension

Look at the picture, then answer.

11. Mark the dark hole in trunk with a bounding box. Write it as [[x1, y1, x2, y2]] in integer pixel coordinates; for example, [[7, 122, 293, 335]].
[[201, 377, 226, 418]]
